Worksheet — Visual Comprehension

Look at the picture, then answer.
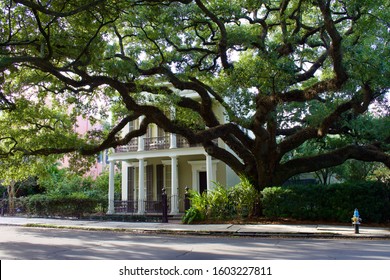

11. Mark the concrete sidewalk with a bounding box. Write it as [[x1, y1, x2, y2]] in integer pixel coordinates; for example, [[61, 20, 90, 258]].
[[1, 216, 389, 238]]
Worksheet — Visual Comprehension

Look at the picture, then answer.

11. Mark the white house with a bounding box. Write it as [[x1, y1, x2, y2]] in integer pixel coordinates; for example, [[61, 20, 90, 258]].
[[106, 89, 240, 215]]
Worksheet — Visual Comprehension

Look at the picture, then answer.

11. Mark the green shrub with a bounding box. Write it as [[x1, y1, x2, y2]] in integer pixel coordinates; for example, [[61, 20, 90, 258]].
[[26, 194, 50, 216], [182, 207, 205, 224], [261, 181, 390, 223], [182, 176, 260, 223], [207, 185, 232, 220], [94, 171, 121, 200], [229, 176, 259, 218], [262, 187, 293, 218], [182, 190, 208, 224], [25, 193, 106, 218]]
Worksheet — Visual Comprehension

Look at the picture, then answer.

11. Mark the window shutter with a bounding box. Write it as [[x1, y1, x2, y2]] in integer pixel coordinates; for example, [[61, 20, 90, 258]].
[[127, 167, 135, 201], [146, 165, 153, 201]]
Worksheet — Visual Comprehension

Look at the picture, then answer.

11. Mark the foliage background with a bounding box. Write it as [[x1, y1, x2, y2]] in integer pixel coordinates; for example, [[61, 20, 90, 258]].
[[184, 181, 390, 224]]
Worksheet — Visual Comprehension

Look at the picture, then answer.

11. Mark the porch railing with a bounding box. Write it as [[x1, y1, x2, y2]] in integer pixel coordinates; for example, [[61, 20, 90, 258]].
[[176, 135, 202, 148], [144, 136, 170, 150], [115, 135, 217, 152], [115, 138, 138, 152], [177, 136, 217, 148]]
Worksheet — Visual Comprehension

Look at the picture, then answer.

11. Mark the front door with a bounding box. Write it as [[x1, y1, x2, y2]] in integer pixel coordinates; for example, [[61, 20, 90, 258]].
[[199, 171, 207, 194]]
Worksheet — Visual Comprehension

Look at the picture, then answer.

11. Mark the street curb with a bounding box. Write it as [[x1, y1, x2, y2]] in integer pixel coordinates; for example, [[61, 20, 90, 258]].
[[19, 223, 390, 240]]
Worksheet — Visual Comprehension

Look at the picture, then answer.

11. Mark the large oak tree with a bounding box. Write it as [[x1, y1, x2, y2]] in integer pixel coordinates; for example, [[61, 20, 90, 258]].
[[1, 0, 389, 190]]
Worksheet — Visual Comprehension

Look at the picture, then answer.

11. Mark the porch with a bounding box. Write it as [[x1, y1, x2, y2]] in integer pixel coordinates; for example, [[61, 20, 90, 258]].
[[107, 154, 222, 216]]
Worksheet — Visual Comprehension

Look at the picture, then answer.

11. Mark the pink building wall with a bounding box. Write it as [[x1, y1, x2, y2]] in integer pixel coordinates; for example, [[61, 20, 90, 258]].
[[61, 116, 106, 178]]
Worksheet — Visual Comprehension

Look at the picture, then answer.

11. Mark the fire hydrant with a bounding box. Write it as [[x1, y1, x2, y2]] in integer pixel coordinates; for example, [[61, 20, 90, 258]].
[[351, 208, 362, 234]]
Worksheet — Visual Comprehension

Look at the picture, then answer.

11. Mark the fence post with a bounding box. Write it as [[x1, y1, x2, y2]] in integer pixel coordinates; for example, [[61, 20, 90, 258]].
[[162, 188, 168, 223], [184, 186, 191, 211]]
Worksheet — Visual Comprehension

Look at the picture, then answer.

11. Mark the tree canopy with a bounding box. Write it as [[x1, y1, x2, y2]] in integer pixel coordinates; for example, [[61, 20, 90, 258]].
[[1, 0, 389, 189]]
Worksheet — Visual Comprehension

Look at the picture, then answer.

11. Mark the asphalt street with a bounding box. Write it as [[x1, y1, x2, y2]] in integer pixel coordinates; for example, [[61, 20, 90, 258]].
[[1, 225, 390, 260]]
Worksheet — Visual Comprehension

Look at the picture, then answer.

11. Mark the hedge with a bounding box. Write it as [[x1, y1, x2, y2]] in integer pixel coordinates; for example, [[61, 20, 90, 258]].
[[261, 181, 390, 223], [24, 193, 107, 218]]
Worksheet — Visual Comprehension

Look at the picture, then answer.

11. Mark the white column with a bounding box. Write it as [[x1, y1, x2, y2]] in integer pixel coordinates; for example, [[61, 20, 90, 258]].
[[138, 116, 145, 151], [206, 154, 213, 192], [121, 162, 129, 201], [107, 160, 115, 214], [192, 169, 198, 193], [169, 108, 177, 149], [170, 156, 179, 214], [169, 133, 177, 149], [138, 158, 145, 214]]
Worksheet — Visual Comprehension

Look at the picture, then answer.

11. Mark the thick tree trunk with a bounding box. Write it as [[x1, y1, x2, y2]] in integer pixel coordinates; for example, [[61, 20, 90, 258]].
[[7, 181, 16, 216], [252, 151, 287, 192], [248, 163, 286, 217]]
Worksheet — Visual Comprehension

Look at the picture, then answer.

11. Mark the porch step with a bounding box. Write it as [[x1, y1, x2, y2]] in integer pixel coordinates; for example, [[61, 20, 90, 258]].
[[170, 215, 184, 221]]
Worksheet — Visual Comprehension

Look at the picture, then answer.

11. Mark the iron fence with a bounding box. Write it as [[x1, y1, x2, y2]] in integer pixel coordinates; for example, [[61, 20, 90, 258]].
[[114, 196, 172, 214]]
